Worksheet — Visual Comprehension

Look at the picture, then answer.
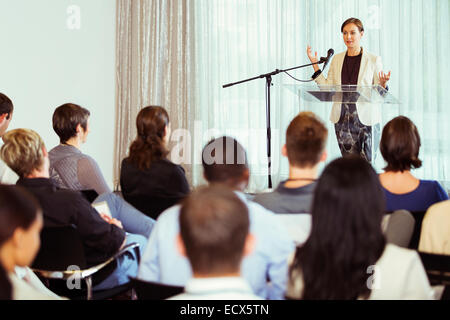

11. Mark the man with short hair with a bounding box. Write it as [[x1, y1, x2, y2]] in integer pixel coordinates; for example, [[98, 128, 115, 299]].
[[0, 128, 146, 291], [253, 111, 328, 213], [0, 93, 18, 184], [169, 185, 260, 300], [139, 136, 295, 300]]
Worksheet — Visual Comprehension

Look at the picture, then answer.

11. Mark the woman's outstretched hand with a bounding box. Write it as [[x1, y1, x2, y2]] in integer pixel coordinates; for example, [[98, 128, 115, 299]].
[[307, 45, 319, 63], [379, 71, 391, 88]]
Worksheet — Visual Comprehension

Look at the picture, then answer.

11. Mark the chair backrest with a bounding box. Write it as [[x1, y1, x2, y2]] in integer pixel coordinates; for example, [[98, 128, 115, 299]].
[[275, 213, 312, 245], [80, 189, 99, 204], [418, 252, 450, 286], [124, 194, 185, 220], [32, 225, 87, 271], [129, 277, 184, 300], [386, 211, 425, 250]]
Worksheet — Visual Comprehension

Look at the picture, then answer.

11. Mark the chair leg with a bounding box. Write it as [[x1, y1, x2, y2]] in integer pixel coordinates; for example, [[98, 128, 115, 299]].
[[85, 277, 93, 300]]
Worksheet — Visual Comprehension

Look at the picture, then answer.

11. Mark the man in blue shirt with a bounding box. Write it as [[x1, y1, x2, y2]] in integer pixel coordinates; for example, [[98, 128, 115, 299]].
[[138, 136, 295, 299]]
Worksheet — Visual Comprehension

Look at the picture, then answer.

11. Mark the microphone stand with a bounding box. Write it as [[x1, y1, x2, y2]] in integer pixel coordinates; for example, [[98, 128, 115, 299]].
[[223, 60, 325, 189]]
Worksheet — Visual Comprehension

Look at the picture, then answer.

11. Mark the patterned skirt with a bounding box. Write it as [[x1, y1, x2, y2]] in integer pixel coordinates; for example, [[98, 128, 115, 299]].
[[334, 103, 380, 163]]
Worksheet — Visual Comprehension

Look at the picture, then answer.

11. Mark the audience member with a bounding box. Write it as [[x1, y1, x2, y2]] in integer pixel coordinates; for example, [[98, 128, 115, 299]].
[[138, 136, 295, 300], [49, 103, 155, 238], [0, 184, 63, 299], [286, 156, 433, 300], [419, 200, 450, 255], [120, 106, 189, 219], [0, 93, 18, 184], [0, 129, 146, 291], [169, 185, 260, 300], [379, 116, 448, 212], [254, 112, 327, 213]]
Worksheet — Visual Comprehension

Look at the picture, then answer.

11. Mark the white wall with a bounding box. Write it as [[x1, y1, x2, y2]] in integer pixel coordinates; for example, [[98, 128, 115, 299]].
[[0, 0, 116, 189]]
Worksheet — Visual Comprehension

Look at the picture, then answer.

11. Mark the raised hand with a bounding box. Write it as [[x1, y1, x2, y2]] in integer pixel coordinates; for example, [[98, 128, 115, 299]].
[[307, 45, 319, 63], [379, 71, 391, 88]]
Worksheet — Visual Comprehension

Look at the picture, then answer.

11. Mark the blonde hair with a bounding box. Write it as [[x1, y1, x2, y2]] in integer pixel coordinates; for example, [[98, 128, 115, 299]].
[[1, 129, 46, 178]]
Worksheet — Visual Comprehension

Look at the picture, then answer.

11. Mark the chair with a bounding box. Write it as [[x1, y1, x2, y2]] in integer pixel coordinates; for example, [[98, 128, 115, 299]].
[[124, 194, 185, 220], [418, 252, 450, 300], [31, 225, 140, 300], [129, 277, 184, 300], [80, 189, 99, 203], [275, 214, 311, 245], [383, 210, 415, 248]]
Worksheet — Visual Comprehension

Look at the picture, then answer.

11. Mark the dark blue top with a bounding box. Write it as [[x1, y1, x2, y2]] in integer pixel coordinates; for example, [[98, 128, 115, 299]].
[[384, 180, 449, 212]]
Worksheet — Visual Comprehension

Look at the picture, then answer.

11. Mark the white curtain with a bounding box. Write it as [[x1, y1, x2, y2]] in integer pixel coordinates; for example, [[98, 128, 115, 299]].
[[115, 0, 450, 192], [193, 0, 450, 192], [115, 0, 195, 188]]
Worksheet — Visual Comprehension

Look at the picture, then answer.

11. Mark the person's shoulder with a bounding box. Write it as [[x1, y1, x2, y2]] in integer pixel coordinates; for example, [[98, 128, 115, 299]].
[[426, 199, 450, 217]]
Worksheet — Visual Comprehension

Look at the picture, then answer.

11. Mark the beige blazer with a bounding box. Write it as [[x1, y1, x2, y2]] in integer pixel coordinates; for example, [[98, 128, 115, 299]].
[[419, 200, 450, 255], [314, 49, 384, 126]]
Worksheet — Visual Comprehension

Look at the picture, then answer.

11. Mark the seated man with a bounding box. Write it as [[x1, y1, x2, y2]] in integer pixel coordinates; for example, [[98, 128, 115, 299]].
[[138, 136, 295, 300], [169, 185, 260, 300], [0, 93, 18, 184], [253, 111, 327, 213], [0, 128, 147, 291]]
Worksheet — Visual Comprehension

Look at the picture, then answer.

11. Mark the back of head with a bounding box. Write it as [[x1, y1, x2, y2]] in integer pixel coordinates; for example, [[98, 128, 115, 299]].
[[286, 112, 328, 168], [291, 156, 386, 300], [179, 185, 249, 276], [202, 137, 248, 187], [0, 184, 41, 247], [380, 116, 422, 172], [128, 106, 169, 170], [52, 103, 90, 144], [0, 93, 13, 117], [0, 129, 46, 178]]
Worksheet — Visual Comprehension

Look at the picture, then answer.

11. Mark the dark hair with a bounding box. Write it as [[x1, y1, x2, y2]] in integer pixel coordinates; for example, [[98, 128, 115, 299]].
[[0, 262, 11, 300], [286, 112, 328, 168], [52, 103, 90, 143], [0, 93, 13, 120], [289, 156, 386, 300], [179, 185, 249, 275], [341, 18, 364, 33], [380, 116, 422, 172], [127, 106, 169, 170], [0, 185, 42, 246], [202, 137, 248, 186]]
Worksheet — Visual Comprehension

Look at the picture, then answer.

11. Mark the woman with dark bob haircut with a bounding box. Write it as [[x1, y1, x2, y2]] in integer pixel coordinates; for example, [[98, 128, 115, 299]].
[[379, 116, 448, 212], [120, 106, 189, 220], [286, 157, 432, 300]]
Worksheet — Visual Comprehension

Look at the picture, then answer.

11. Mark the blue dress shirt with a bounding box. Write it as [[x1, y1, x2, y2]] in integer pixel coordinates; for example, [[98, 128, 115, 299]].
[[138, 191, 295, 300]]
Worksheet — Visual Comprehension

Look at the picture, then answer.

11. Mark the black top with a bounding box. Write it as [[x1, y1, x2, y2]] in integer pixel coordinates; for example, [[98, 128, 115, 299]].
[[120, 158, 190, 219], [17, 178, 126, 266], [341, 50, 362, 85]]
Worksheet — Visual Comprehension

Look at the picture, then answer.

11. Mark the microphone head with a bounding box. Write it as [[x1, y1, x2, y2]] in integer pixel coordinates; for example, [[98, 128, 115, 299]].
[[327, 48, 334, 58]]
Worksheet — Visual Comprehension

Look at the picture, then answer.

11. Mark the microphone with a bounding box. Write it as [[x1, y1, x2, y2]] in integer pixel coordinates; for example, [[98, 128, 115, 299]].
[[320, 48, 334, 70]]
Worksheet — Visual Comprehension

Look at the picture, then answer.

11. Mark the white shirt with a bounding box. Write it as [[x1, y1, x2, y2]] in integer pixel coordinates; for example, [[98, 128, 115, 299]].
[[168, 277, 262, 300], [287, 244, 434, 300]]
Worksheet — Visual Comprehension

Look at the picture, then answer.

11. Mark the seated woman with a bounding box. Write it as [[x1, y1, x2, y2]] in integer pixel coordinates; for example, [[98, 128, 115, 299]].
[[120, 106, 189, 219], [49, 103, 155, 237], [379, 116, 448, 212], [286, 156, 433, 300], [0, 185, 64, 300]]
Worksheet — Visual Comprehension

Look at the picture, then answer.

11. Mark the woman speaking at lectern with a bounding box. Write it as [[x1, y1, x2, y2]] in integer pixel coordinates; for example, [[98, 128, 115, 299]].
[[307, 18, 391, 162]]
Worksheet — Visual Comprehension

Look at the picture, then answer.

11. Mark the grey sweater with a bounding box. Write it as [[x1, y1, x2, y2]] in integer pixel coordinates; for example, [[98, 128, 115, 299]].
[[48, 144, 111, 195]]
